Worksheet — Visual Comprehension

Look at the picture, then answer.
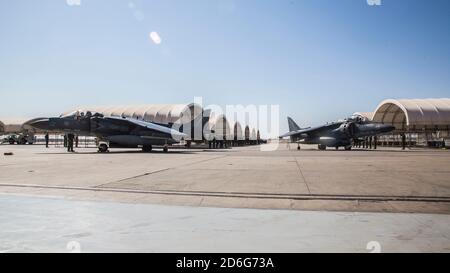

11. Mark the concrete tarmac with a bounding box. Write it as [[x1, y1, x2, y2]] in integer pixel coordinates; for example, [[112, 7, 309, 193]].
[[1, 194, 449, 253], [1, 143, 450, 252], [1, 144, 450, 213]]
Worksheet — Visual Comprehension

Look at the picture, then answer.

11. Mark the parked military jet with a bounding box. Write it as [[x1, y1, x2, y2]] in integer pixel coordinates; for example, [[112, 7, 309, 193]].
[[280, 116, 395, 150], [27, 111, 186, 152]]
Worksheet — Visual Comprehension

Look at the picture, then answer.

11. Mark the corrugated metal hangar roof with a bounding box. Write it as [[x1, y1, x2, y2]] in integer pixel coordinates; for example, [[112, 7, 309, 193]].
[[62, 104, 203, 125]]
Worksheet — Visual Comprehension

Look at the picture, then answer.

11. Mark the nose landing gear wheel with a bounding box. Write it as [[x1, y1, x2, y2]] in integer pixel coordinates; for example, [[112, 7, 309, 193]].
[[318, 144, 326, 150], [142, 145, 153, 153], [163, 145, 168, 153], [98, 143, 109, 153], [297, 144, 301, 150]]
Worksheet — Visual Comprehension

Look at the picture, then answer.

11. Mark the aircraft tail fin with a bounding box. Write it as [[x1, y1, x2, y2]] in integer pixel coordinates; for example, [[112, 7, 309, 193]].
[[287, 117, 301, 132]]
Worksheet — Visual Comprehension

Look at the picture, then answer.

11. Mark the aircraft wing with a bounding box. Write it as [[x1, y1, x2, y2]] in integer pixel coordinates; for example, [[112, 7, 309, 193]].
[[104, 116, 186, 138], [280, 122, 342, 138]]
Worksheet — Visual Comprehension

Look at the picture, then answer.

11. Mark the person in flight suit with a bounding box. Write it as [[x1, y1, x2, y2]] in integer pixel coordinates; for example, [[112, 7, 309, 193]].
[[45, 132, 49, 148], [67, 133, 75, 152]]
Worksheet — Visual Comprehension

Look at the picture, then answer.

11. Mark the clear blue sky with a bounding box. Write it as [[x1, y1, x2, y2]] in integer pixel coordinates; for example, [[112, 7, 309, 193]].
[[0, 0, 449, 132]]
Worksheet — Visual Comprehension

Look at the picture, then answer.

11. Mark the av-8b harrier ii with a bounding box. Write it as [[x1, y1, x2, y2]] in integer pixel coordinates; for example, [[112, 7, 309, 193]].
[[27, 111, 186, 153], [280, 116, 395, 150]]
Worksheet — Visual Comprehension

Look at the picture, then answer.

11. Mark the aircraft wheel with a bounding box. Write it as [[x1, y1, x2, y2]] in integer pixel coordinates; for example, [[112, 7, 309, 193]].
[[163, 145, 168, 153], [9, 139, 15, 145], [297, 144, 301, 150], [335, 146, 339, 150], [98, 143, 109, 153], [318, 144, 326, 150], [345, 145, 352, 151], [142, 145, 153, 153]]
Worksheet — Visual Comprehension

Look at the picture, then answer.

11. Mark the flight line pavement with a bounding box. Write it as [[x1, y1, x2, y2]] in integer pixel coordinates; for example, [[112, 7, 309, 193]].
[[1, 143, 449, 214], [1, 194, 449, 252]]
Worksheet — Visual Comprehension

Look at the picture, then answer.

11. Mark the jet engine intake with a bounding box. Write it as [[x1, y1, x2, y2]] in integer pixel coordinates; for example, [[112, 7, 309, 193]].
[[341, 121, 356, 138]]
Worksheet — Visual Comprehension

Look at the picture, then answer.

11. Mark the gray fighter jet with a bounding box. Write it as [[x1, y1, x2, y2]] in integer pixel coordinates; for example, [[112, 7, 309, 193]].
[[280, 116, 395, 150], [27, 111, 186, 152]]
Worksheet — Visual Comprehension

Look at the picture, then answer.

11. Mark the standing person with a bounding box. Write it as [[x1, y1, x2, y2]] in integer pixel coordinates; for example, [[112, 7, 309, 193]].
[[45, 132, 49, 148], [401, 133, 406, 150], [67, 133, 75, 152]]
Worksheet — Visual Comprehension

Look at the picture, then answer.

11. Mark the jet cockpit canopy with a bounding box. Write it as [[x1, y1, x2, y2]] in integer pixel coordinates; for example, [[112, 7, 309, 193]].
[[60, 110, 103, 119], [347, 115, 368, 124]]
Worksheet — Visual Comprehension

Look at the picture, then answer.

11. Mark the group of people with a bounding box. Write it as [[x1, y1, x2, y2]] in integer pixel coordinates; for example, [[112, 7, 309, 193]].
[[44, 133, 77, 152]]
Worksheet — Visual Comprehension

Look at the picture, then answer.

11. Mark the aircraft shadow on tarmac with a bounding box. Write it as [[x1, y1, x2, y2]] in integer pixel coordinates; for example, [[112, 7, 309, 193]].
[[200, 149, 234, 153], [290, 148, 420, 153], [36, 150, 197, 155]]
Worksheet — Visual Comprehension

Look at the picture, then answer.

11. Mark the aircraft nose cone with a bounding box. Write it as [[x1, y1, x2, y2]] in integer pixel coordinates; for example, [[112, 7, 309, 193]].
[[26, 118, 50, 131]]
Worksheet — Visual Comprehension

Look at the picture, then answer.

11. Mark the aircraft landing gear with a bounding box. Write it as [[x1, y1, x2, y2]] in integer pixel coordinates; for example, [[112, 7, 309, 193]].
[[297, 144, 301, 150], [142, 145, 153, 153], [318, 144, 326, 150], [345, 145, 352, 151], [163, 145, 168, 153], [335, 146, 339, 150], [98, 143, 109, 153]]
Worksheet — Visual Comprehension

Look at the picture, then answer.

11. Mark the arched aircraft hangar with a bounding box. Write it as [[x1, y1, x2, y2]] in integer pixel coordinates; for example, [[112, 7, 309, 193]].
[[355, 98, 450, 147], [204, 113, 232, 148], [63, 103, 203, 125], [231, 121, 259, 146], [250, 128, 257, 145], [233, 122, 244, 146], [201, 113, 259, 148], [244, 126, 250, 144]]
